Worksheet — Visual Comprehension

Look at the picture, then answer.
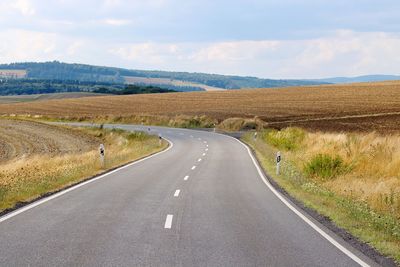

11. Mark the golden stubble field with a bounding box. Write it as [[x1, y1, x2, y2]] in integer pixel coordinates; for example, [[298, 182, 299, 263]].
[[0, 119, 98, 163], [1, 81, 400, 132]]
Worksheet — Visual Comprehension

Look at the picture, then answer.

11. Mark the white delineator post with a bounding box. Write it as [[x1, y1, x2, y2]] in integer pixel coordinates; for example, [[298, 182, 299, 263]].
[[276, 151, 281, 175], [158, 134, 162, 146], [254, 131, 258, 140], [99, 144, 105, 168]]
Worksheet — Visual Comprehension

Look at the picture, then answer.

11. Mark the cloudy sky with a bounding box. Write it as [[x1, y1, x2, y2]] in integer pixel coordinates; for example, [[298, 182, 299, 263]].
[[0, 0, 400, 78]]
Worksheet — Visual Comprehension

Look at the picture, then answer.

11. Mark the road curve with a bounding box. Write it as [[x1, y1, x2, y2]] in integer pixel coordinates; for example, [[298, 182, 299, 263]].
[[0, 124, 379, 266]]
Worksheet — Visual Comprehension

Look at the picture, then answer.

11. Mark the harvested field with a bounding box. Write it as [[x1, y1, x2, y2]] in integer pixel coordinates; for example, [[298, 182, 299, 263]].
[[1, 81, 400, 132], [0, 119, 98, 163]]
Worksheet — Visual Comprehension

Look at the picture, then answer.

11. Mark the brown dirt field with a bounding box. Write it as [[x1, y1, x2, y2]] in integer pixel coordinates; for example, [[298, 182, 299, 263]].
[[0, 81, 400, 132], [0, 120, 98, 163]]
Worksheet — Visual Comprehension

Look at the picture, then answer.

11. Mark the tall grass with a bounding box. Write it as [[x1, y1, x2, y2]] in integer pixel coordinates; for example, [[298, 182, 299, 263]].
[[0, 127, 166, 212], [244, 128, 400, 262], [31, 114, 218, 129], [217, 117, 264, 131]]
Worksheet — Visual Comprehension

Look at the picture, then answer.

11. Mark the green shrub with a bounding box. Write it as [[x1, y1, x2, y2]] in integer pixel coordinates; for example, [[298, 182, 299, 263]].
[[304, 154, 346, 179], [264, 127, 305, 151], [126, 131, 150, 141]]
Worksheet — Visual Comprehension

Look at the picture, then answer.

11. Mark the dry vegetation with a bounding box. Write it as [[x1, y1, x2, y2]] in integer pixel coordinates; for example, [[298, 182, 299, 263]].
[[0, 119, 98, 163], [244, 128, 400, 262], [1, 81, 400, 132], [0, 120, 166, 212]]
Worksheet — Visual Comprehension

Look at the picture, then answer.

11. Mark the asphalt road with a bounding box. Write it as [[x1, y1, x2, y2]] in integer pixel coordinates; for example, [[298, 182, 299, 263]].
[[0, 124, 379, 266]]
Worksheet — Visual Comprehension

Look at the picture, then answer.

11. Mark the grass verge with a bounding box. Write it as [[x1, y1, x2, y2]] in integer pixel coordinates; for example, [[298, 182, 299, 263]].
[[243, 129, 400, 264], [0, 126, 167, 213], [2, 114, 218, 129]]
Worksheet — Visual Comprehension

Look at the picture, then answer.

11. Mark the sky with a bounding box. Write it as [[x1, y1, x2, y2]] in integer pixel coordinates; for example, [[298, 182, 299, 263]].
[[0, 0, 400, 79]]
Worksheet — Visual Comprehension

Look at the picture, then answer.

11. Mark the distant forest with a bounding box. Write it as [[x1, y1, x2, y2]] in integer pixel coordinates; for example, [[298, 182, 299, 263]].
[[0, 61, 327, 89], [0, 79, 175, 96], [93, 85, 176, 95]]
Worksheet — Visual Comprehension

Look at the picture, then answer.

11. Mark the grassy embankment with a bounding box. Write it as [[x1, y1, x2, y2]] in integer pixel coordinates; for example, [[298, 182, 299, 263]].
[[6, 113, 218, 129], [243, 128, 400, 263], [0, 126, 167, 212]]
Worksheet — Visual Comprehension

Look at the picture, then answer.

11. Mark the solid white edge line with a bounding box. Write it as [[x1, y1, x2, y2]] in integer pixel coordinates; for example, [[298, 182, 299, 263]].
[[174, 189, 180, 197], [164, 214, 173, 229], [184, 175, 189, 181], [228, 137, 370, 267], [191, 166, 196, 170], [0, 137, 174, 224]]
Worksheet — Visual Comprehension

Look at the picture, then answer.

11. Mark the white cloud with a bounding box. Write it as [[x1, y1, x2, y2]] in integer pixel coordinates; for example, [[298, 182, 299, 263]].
[[1, 27, 400, 79], [101, 19, 132, 26], [109, 42, 174, 65], [191, 40, 280, 61], [0, 29, 87, 62], [285, 31, 400, 78], [108, 31, 400, 78], [0, 0, 35, 17]]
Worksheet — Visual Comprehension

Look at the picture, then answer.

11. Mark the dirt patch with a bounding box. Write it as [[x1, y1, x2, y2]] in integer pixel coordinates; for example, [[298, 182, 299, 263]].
[[0, 119, 98, 163]]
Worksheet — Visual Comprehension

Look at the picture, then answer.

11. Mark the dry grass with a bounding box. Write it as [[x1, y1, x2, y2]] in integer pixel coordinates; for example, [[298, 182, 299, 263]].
[[299, 131, 400, 216], [244, 128, 400, 262], [217, 117, 264, 131], [0, 124, 166, 212], [1, 81, 400, 132]]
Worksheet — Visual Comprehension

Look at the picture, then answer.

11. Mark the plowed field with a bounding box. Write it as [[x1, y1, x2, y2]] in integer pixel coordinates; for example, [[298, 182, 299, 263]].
[[0, 120, 98, 163], [1, 81, 400, 132]]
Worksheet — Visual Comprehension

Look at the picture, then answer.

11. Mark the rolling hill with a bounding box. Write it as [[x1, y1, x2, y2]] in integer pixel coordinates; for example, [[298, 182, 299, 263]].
[[313, 74, 400, 84], [0, 61, 327, 91]]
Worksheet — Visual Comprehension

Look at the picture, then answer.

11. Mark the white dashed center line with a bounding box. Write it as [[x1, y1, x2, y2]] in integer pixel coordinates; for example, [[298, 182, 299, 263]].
[[191, 166, 196, 170], [204, 141, 207, 144], [174, 190, 180, 197], [198, 158, 202, 162], [184, 175, 189, 181], [164, 215, 173, 229], [202, 153, 206, 156], [205, 148, 209, 152]]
